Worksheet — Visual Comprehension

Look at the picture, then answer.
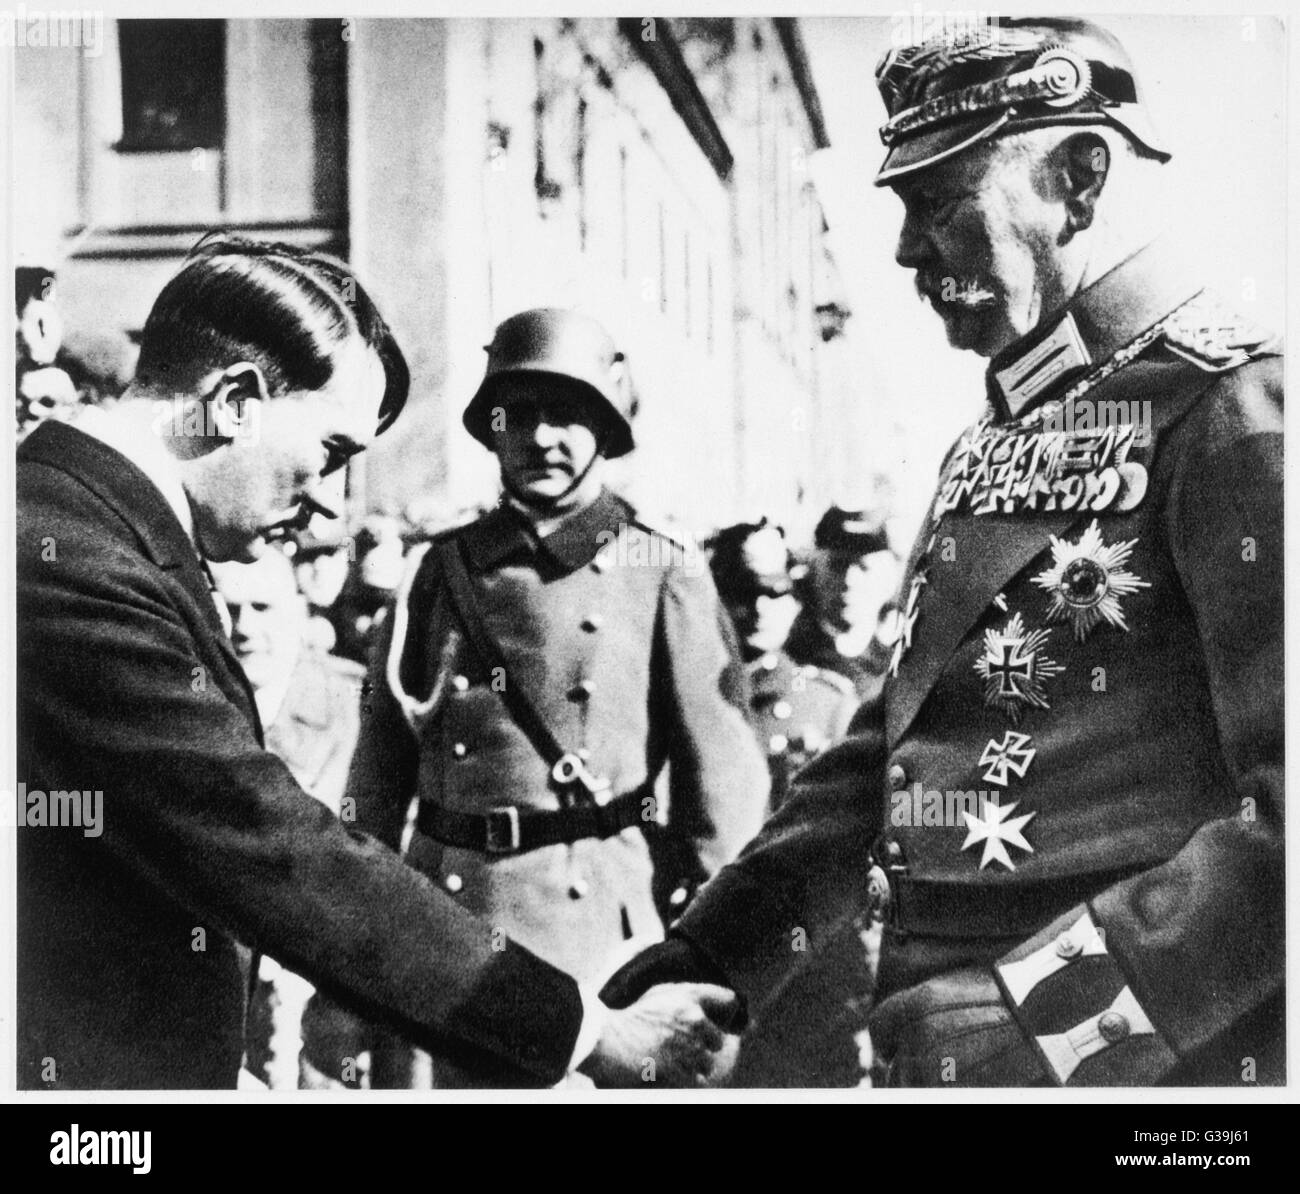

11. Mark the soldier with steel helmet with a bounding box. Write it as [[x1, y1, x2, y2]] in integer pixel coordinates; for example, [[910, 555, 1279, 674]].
[[315, 307, 768, 1087], [602, 17, 1283, 1087]]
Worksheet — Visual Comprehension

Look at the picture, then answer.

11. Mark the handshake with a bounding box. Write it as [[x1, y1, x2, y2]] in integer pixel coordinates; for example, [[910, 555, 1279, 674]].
[[578, 939, 742, 1088]]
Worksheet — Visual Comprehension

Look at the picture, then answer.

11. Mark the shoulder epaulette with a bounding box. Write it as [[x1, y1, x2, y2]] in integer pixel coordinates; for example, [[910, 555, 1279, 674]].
[[1162, 293, 1277, 373]]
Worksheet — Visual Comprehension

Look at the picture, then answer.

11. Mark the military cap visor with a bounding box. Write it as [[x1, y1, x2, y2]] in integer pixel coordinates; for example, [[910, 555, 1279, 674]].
[[873, 19, 1171, 186]]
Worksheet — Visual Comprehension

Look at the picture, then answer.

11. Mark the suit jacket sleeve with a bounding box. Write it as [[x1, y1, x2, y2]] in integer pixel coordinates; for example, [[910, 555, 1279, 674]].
[[995, 362, 1284, 1082], [656, 564, 770, 878], [18, 486, 582, 1085]]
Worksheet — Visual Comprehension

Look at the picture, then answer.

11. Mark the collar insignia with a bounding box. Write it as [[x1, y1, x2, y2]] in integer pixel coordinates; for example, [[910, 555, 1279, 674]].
[[994, 313, 1092, 408]]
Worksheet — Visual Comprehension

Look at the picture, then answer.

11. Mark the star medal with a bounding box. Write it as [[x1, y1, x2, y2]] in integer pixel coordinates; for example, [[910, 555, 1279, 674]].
[[1032, 519, 1150, 641], [974, 612, 1063, 723], [961, 799, 1036, 871]]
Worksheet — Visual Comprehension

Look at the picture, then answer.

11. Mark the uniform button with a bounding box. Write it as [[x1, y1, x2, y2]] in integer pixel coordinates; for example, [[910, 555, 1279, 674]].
[[443, 873, 463, 894], [1098, 1011, 1130, 1044], [888, 763, 907, 791], [1055, 931, 1083, 959], [768, 733, 789, 754], [581, 614, 604, 632], [569, 679, 596, 702], [452, 742, 468, 759], [772, 700, 792, 720], [452, 674, 469, 692], [759, 653, 779, 672]]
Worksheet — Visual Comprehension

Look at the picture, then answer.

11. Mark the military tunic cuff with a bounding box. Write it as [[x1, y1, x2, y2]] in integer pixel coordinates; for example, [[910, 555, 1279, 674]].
[[994, 906, 1179, 1085]]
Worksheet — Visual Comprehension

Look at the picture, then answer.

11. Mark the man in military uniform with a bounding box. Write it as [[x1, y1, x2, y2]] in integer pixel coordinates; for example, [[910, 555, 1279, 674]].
[[324, 308, 769, 1087], [602, 17, 1283, 1087], [709, 518, 873, 1086], [710, 518, 858, 811], [785, 505, 902, 703]]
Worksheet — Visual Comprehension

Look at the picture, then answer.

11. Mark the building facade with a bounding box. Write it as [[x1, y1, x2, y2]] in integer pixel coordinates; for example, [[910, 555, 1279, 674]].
[[14, 16, 872, 539]]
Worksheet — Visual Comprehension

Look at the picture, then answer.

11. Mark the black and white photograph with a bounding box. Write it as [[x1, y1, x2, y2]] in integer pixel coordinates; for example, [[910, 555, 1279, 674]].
[[2, 0, 1293, 1140]]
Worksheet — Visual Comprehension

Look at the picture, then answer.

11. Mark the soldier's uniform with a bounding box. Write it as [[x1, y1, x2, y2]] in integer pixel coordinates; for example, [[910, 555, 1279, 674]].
[[747, 651, 857, 810], [786, 506, 898, 704], [708, 519, 871, 1087], [337, 310, 769, 1087], [603, 19, 1283, 1087]]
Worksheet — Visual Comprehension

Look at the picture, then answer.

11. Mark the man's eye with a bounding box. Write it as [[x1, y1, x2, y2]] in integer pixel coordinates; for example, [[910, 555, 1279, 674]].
[[321, 444, 350, 476], [910, 189, 964, 224]]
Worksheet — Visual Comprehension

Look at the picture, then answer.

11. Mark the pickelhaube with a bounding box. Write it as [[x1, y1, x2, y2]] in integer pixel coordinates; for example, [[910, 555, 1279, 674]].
[[873, 17, 1171, 185], [462, 308, 636, 458], [709, 519, 795, 603], [813, 505, 891, 556]]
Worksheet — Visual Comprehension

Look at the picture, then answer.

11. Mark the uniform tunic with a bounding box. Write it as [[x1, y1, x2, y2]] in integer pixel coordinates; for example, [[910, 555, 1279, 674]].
[[614, 240, 1285, 1086]]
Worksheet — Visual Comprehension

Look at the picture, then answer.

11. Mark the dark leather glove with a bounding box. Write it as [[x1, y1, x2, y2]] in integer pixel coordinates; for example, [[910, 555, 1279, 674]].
[[599, 935, 746, 1031], [868, 967, 1047, 1087]]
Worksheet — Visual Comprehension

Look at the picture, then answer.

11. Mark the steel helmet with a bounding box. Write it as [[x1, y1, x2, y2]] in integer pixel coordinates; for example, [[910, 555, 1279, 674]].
[[463, 308, 636, 458]]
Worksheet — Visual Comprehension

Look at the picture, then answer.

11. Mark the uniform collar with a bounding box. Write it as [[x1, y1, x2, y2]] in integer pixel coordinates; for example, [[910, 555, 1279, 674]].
[[986, 238, 1203, 422], [460, 488, 625, 572]]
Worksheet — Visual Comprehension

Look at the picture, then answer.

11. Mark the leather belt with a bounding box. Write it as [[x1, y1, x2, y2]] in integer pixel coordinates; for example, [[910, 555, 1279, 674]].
[[884, 864, 1150, 940], [417, 787, 646, 857]]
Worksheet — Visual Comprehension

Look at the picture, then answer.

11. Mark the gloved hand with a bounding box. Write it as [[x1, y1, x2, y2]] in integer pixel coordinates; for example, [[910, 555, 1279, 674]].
[[868, 967, 1046, 1087], [599, 935, 746, 1032]]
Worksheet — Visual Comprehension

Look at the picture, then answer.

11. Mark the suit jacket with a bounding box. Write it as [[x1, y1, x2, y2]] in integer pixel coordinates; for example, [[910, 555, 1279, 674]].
[[348, 489, 769, 988], [16, 422, 583, 1089], [614, 241, 1285, 1085]]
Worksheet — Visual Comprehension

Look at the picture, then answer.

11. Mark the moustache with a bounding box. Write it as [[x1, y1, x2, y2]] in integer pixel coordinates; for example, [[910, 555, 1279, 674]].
[[916, 273, 999, 310]]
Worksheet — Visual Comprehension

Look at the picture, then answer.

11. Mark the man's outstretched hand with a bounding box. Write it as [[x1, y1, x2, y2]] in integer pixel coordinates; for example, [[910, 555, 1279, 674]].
[[581, 983, 740, 1087]]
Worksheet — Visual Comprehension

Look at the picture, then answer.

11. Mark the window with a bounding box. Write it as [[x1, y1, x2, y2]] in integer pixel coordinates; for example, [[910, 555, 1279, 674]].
[[118, 20, 225, 152]]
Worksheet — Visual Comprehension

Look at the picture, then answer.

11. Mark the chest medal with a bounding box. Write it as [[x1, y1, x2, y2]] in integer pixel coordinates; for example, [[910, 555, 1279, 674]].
[[1032, 519, 1151, 641]]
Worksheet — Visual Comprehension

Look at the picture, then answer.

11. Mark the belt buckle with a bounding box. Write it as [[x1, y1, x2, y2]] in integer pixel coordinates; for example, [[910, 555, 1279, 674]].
[[484, 806, 521, 855]]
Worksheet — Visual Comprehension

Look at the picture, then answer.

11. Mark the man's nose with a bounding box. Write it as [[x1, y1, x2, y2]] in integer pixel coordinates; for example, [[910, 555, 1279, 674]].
[[300, 482, 342, 522], [895, 209, 929, 270], [531, 418, 562, 448]]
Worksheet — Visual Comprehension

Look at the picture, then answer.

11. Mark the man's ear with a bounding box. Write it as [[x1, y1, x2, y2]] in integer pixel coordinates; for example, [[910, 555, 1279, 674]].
[[1060, 131, 1111, 236], [204, 362, 271, 440]]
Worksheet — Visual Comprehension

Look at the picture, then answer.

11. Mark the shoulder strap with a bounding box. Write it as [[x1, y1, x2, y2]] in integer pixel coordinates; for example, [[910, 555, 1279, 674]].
[[435, 538, 570, 771]]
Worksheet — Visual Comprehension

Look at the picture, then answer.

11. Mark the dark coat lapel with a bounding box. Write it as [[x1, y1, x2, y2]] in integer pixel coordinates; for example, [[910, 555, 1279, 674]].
[[18, 421, 258, 722]]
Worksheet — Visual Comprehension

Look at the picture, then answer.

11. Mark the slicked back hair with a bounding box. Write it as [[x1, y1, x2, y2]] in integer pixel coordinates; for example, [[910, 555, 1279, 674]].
[[135, 233, 409, 435]]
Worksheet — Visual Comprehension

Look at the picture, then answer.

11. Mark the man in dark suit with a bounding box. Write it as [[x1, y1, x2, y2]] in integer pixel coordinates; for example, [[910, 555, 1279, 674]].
[[602, 17, 1283, 1086], [313, 307, 769, 1087], [15, 235, 737, 1090]]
